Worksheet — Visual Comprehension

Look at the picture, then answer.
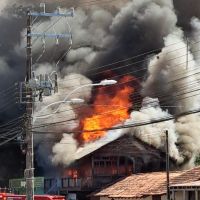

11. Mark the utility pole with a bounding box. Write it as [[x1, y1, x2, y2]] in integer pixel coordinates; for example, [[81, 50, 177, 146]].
[[25, 10, 34, 200], [165, 130, 170, 200], [24, 5, 74, 200]]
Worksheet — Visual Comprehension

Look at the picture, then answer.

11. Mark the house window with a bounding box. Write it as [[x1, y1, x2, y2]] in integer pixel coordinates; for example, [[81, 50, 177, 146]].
[[62, 178, 68, 188], [44, 179, 52, 189], [152, 195, 161, 200], [93, 156, 118, 175], [186, 191, 195, 200]]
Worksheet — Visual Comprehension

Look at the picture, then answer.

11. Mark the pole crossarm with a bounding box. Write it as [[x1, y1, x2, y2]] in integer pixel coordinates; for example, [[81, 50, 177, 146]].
[[27, 33, 71, 39], [28, 10, 74, 17]]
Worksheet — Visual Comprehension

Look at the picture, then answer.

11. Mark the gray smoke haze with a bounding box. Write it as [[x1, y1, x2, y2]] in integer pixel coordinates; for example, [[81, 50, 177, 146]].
[[1, 0, 200, 181], [31, 0, 200, 169], [142, 32, 200, 114], [173, 0, 200, 31], [50, 0, 200, 169]]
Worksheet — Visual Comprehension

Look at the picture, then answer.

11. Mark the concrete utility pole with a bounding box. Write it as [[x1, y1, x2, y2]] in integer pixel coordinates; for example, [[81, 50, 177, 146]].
[[165, 130, 170, 200], [24, 5, 74, 200], [25, 10, 34, 200]]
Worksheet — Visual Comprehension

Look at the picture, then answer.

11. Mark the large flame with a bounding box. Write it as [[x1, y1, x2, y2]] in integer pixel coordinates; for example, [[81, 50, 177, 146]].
[[81, 75, 135, 142]]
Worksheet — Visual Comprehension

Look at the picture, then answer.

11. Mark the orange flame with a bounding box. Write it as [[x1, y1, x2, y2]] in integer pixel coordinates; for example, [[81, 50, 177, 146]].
[[81, 75, 135, 142]]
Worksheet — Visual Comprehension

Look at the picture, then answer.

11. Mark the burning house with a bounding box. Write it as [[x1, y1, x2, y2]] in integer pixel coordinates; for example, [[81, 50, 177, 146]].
[[44, 134, 168, 198], [63, 135, 167, 189]]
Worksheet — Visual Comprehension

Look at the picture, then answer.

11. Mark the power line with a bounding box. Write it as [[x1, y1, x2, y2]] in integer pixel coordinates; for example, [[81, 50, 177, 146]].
[[31, 107, 200, 135], [33, 76, 200, 121], [58, 46, 200, 88], [0, 132, 22, 147], [31, 89, 200, 130], [58, 39, 200, 84], [0, 83, 18, 95], [0, 116, 24, 128]]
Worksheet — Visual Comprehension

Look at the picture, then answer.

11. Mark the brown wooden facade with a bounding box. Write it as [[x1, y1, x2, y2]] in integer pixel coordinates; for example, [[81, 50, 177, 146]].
[[59, 134, 166, 193]]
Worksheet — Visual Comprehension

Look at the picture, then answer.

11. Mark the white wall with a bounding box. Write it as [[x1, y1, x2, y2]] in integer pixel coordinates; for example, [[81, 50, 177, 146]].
[[174, 191, 184, 200], [97, 195, 168, 200], [98, 196, 153, 200]]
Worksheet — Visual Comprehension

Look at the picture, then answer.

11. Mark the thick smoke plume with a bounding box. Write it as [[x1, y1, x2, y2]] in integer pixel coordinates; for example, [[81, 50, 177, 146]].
[[49, 0, 200, 169], [1, 0, 200, 181]]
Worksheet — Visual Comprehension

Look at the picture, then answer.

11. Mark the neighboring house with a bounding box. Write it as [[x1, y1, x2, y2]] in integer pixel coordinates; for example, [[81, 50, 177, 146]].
[[170, 181, 200, 200], [91, 171, 181, 200], [170, 166, 200, 200], [92, 166, 200, 200]]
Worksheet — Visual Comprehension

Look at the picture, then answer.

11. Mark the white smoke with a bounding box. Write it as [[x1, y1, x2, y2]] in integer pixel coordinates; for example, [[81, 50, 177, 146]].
[[176, 115, 200, 161], [142, 31, 200, 113], [0, 0, 9, 14], [52, 124, 128, 166], [190, 17, 200, 65], [33, 72, 93, 169], [127, 99, 183, 164], [52, 134, 78, 166], [10, 0, 198, 169], [141, 30, 200, 167], [50, 0, 200, 168]]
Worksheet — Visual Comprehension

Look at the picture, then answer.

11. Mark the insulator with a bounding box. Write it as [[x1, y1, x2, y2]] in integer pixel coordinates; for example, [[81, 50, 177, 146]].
[[56, 38, 59, 45], [39, 90, 43, 102], [54, 73, 58, 93], [45, 74, 48, 81], [42, 38, 45, 44], [32, 71, 35, 78], [40, 74, 44, 81], [69, 38, 72, 45]]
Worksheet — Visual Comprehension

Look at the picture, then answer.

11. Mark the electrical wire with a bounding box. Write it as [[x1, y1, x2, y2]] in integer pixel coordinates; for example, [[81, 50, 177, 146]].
[[0, 132, 22, 147], [32, 91, 200, 130], [34, 76, 200, 120], [30, 107, 200, 135], [0, 116, 24, 128], [57, 38, 200, 84], [0, 121, 24, 133], [75, 0, 128, 7], [57, 43, 200, 86], [0, 128, 23, 139], [30, 84, 200, 131], [56, 57, 200, 106], [55, 17, 72, 69], [0, 83, 18, 95]]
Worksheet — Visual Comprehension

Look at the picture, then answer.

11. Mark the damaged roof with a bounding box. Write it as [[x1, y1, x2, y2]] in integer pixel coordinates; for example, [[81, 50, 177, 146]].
[[75, 133, 163, 160]]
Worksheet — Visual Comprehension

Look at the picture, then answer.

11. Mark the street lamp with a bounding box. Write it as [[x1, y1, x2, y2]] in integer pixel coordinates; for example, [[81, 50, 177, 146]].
[[30, 79, 117, 200], [33, 79, 117, 122], [33, 98, 84, 123], [99, 79, 117, 86]]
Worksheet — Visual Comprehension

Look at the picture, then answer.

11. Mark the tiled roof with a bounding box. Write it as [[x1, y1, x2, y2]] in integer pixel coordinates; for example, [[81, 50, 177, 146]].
[[94, 171, 181, 198], [171, 180, 200, 187], [93, 166, 200, 198], [170, 166, 200, 186]]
